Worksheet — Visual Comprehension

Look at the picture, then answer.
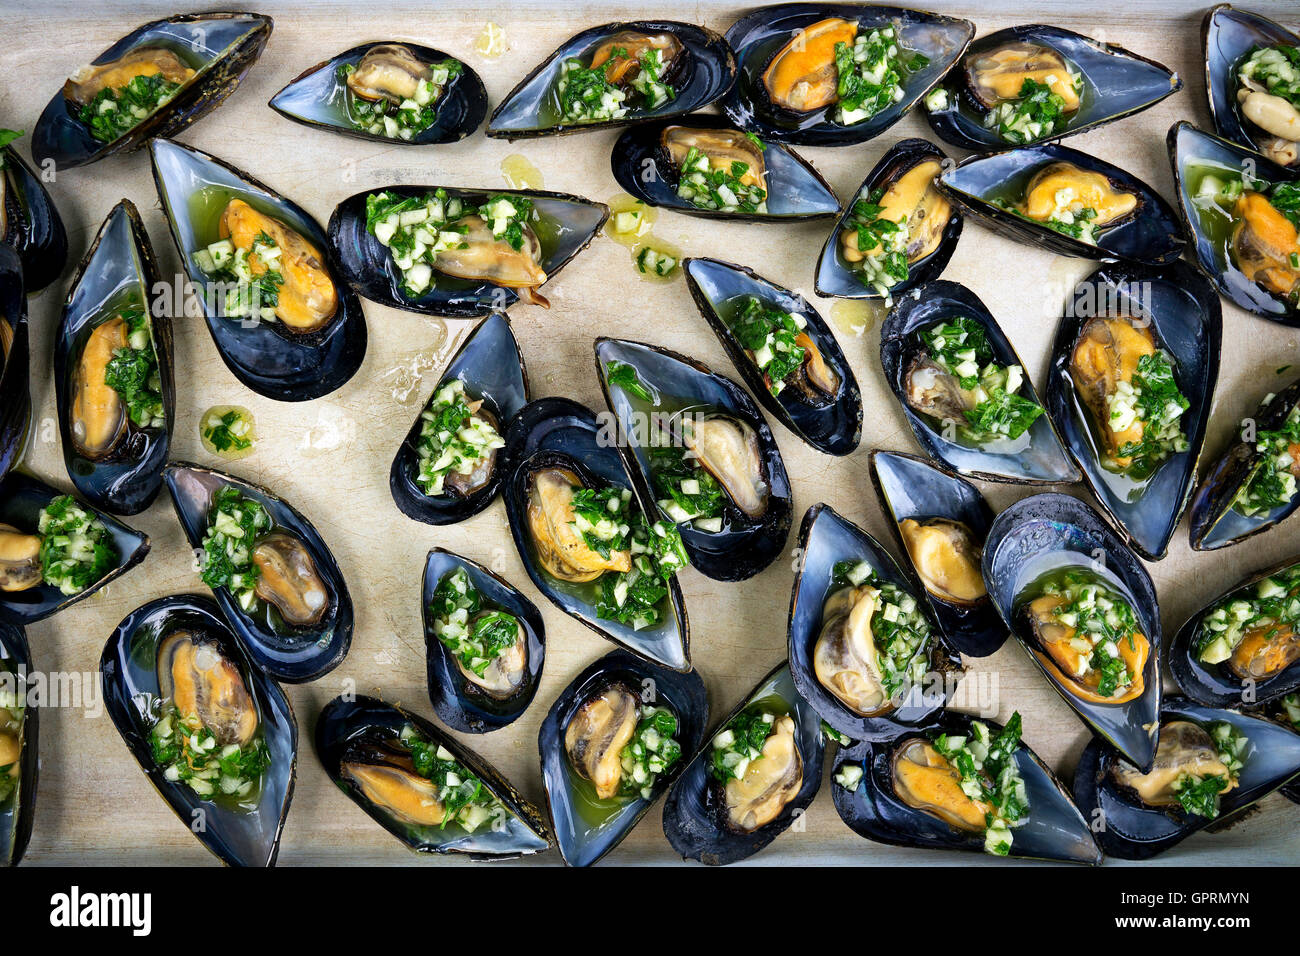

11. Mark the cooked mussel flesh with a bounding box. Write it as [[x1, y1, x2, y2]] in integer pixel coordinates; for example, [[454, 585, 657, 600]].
[[590, 31, 684, 87], [1237, 47, 1300, 166], [1231, 190, 1300, 299], [156, 630, 258, 747], [964, 42, 1079, 113], [347, 44, 432, 104], [251, 532, 329, 627], [1018, 163, 1138, 242], [899, 517, 986, 605], [63, 47, 195, 106], [564, 682, 639, 800], [840, 159, 950, 269], [662, 125, 767, 197], [459, 610, 527, 697], [0, 524, 41, 593], [1111, 720, 1238, 808], [814, 585, 890, 716], [905, 353, 977, 422], [526, 466, 632, 583], [680, 415, 769, 519], [722, 713, 802, 832], [762, 18, 857, 113], [70, 316, 129, 459], [892, 737, 991, 830], [341, 739, 446, 826], [435, 215, 548, 307]]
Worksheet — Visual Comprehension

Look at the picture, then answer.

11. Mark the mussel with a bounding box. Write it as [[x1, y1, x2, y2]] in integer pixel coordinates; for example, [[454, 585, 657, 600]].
[[33, 13, 272, 169], [100, 595, 296, 866], [0, 136, 67, 294], [251, 534, 328, 627], [341, 740, 444, 826], [0, 526, 40, 594], [0, 250, 28, 489]]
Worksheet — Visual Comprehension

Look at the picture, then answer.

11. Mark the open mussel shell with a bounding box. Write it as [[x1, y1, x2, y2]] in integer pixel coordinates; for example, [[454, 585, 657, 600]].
[[1047, 261, 1222, 561], [100, 594, 296, 866], [832, 711, 1101, 863], [54, 200, 174, 516], [1, 143, 68, 293], [1168, 121, 1300, 325], [32, 12, 272, 170], [926, 23, 1180, 152], [611, 116, 839, 221], [316, 694, 551, 859], [150, 137, 366, 401], [594, 337, 794, 581], [881, 280, 1078, 484], [684, 257, 860, 454], [1073, 696, 1300, 860], [722, 4, 974, 147], [788, 502, 959, 740], [488, 20, 735, 139], [815, 138, 962, 300], [499, 398, 690, 671], [869, 451, 1005, 657], [422, 548, 545, 733], [1188, 376, 1300, 550], [0, 622, 36, 866], [1170, 554, 1300, 707], [390, 313, 528, 526], [269, 41, 487, 145], [663, 661, 823, 865], [1203, 5, 1300, 168], [0, 471, 149, 625], [539, 649, 706, 866], [939, 144, 1186, 265], [984, 493, 1162, 771], [0, 247, 31, 486], [329, 185, 608, 318], [163, 462, 352, 683]]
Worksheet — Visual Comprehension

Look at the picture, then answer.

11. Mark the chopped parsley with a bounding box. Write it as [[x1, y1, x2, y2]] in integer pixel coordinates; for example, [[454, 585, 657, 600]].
[[675, 146, 767, 213], [1034, 570, 1143, 699], [0, 681, 23, 807], [635, 245, 678, 278], [195, 229, 284, 322], [920, 317, 1043, 443], [199, 486, 271, 610], [710, 709, 781, 783], [338, 58, 462, 140], [78, 72, 185, 144], [651, 442, 727, 529], [150, 704, 269, 801], [1196, 561, 1300, 667], [1234, 402, 1300, 516], [842, 189, 911, 298], [202, 408, 254, 454], [400, 725, 510, 832], [555, 44, 675, 124], [831, 559, 932, 702], [617, 704, 682, 799], [102, 307, 164, 430], [604, 360, 654, 402], [37, 495, 117, 596], [414, 379, 503, 497], [832, 26, 925, 126], [1238, 45, 1300, 113], [1169, 722, 1247, 819], [984, 76, 1079, 144], [1107, 350, 1189, 479], [727, 296, 808, 394], [930, 713, 1029, 856], [429, 568, 521, 678]]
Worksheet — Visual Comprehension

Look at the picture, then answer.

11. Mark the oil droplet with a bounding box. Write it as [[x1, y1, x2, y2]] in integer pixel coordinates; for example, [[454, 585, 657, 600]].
[[199, 405, 257, 460], [476, 22, 507, 58], [383, 346, 445, 404], [501, 154, 544, 190], [299, 406, 359, 458], [604, 193, 657, 248], [830, 299, 882, 337], [630, 239, 684, 283]]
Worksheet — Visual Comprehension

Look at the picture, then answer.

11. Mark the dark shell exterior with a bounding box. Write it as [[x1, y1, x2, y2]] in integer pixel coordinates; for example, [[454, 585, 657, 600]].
[[1, 143, 68, 293], [0, 247, 30, 486], [0, 621, 36, 867], [722, 4, 975, 146], [54, 200, 175, 515], [162, 462, 352, 683], [99, 594, 296, 867], [389, 312, 528, 525], [488, 20, 736, 139], [1046, 260, 1222, 561], [880, 279, 1078, 484], [421, 547, 545, 733], [32, 12, 273, 169], [926, 23, 1180, 152], [983, 493, 1162, 771], [150, 137, 367, 401], [594, 337, 794, 582], [315, 694, 551, 859], [538, 649, 707, 866], [269, 41, 487, 145], [1072, 696, 1300, 860]]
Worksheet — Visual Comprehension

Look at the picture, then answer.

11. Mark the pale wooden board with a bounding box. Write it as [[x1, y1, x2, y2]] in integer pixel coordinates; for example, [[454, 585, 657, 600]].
[[3, 0, 1299, 866]]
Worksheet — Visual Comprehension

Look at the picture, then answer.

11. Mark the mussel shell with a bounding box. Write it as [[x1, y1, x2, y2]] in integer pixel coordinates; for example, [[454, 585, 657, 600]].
[[162, 462, 352, 683], [593, 337, 794, 581], [1202, 4, 1300, 168], [269, 41, 488, 145], [926, 23, 1181, 152], [329, 184, 608, 317], [788, 502, 959, 740], [0, 621, 36, 867], [499, 398, 691, 671], [422, 548, 545, 733], [869, 451, 1005, 657], [32, 13, 272, 169], [0, 471, 149, 625], [611, 115, 839, 221], [54, 200, 174, 515], [939, 143, 1186, 265], [1188, 376, 1300, 550], [663, 661, 823, 865], [880, 279, 1078, 484], [390, 313, 528, 525], [1073, 696, 1300, 860], [815, 138, 963, 300], [1168, 121, 1300, 325], [1, 144, 68, 293], [316, 694, 551, 859], [100, 594, 296, 867], [684, 256, 861, 454], [1047, 261, 1222, 561], [539, 649, 706, 866], [488, 20, 735, 139], [1170, 554, 1300, 707], [0, 247, 30, 487], [983, 493, 1162, 771], [150, 137, 367, 401], [722, 4, 975, 147], [832, 710, 1100, 862]]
